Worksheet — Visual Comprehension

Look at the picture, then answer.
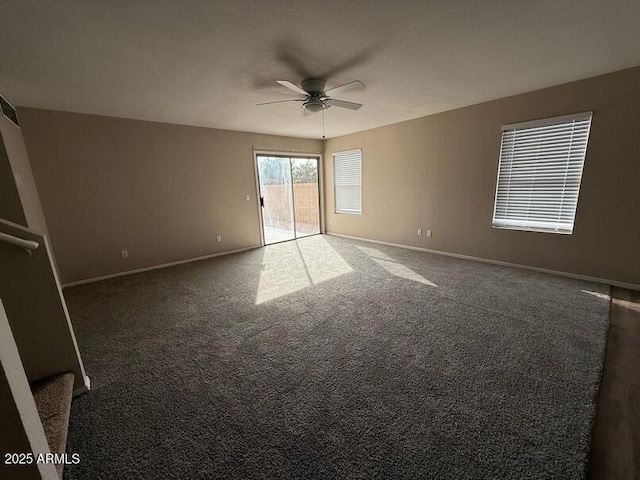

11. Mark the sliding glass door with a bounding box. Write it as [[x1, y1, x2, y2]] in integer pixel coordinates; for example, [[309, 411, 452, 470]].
[[257, 156, 295, 244], [291, 157, 320, 239], [256, 155, 320, 245]]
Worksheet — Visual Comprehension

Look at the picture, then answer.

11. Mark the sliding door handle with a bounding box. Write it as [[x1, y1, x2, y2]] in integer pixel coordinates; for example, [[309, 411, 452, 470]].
[[260, 196, 264, 207]]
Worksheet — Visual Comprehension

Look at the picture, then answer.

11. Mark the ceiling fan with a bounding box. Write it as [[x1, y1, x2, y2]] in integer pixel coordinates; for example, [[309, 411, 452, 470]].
[[257, 78, 365, 115]]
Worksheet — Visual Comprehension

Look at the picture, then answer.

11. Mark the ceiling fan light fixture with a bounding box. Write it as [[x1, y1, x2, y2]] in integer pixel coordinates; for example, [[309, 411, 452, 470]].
[[304, 101, 325, 113]]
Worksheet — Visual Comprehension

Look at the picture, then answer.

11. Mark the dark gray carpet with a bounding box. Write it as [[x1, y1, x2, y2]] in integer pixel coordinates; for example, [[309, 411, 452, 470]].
[[62, 235, 610, 479]]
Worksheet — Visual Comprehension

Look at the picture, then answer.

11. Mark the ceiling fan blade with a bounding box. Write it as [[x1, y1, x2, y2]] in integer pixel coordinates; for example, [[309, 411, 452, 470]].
[[324, 80, 365, 97], [257, 99, 303, 106], [276, 80, 309, 96], [325, 98, 362, 110]]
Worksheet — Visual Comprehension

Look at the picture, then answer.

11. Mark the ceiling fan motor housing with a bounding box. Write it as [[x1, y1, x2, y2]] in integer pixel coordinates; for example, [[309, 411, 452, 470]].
[[302, 79, 328, 113], [301, 78, 326, 94]]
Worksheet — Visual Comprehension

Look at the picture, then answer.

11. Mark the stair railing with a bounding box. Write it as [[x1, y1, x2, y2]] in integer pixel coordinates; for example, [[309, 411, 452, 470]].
[[0, 231, 39, 254]]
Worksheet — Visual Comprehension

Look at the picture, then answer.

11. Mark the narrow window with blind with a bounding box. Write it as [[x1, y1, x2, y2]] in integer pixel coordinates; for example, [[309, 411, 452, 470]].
[[492, 112, 593, 234], [334, 149, 362, 214]]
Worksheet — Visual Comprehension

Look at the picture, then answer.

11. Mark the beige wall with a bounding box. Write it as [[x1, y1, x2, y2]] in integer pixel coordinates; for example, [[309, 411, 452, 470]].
[[19, 109, 321, 284], [324, 67, 640, 286], [0, 115, 48, 236], [17, 67, 640, 286]]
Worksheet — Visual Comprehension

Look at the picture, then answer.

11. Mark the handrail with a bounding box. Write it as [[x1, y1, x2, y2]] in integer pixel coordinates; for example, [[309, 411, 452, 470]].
[[0, 231, 39, 253]]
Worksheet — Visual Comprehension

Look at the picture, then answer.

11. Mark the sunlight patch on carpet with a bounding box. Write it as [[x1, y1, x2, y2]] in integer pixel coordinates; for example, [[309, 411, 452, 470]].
[[581, 289, 611, 300], [255, 236, 353, 304], [356, 245, 437, 287]]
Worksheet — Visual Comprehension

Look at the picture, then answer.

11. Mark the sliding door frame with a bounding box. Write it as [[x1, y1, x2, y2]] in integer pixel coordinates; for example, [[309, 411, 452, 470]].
[[252, 149, 324, 246]]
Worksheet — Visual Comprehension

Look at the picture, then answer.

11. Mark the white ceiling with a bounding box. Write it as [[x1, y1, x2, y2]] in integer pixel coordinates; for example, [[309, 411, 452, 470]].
[[1, 1, 639, 139]]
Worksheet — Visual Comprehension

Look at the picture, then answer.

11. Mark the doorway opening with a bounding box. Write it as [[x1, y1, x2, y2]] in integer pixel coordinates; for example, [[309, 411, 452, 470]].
[[255, 154, 321, 245]]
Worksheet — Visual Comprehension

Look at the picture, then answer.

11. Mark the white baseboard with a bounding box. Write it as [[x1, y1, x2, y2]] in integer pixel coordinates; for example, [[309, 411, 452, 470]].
[[328, 233, 640, 291], [62, 246, 261, 288], [73, 375, 91, 397]]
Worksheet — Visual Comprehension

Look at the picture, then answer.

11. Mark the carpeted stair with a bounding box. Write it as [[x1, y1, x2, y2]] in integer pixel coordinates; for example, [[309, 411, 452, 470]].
[[31, 372, 75, 478]]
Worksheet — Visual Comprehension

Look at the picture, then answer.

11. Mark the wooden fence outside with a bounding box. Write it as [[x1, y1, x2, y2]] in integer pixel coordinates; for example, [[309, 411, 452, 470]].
[[261, 183, 320, 228]]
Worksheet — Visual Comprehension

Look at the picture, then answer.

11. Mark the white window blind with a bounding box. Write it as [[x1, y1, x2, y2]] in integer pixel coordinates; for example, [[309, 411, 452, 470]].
[[334, 149, 362, 214], [492, 112, 592, 234]]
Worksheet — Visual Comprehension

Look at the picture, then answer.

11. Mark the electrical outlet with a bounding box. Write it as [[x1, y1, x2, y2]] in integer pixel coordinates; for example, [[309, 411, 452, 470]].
[[121, 249, 129, 258], [417, 229, 422, 236], [245, 194, 250, 202], [216, 235, 222, 242], [426, 230, 432, 238]]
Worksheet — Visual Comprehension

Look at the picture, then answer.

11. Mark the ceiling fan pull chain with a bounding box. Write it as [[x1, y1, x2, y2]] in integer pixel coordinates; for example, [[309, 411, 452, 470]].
[[322, 108, 325, 139]]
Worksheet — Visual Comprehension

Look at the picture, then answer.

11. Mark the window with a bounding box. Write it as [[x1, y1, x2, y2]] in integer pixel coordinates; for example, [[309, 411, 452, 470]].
[[492, 112, 592, 234], [334, 149, 362, 214]]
